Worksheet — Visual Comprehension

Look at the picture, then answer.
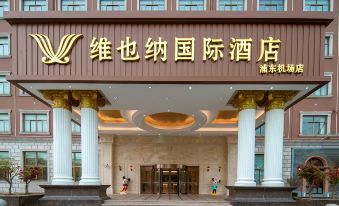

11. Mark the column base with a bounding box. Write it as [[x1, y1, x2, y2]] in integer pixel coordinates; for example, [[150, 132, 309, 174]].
[[79, 177, 101, 185], [262, 178, 285, 187], [51, 177, 74, 185], [38, 184, 110, 206], [226, 186, 297, 206], [235, 179, 256, 187]]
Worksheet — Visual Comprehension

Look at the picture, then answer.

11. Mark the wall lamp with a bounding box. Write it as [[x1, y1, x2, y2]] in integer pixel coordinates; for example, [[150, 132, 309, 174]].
[[119, 165, 122, 171], [129, 165, 133, 171], [206, 166, 210, 172]]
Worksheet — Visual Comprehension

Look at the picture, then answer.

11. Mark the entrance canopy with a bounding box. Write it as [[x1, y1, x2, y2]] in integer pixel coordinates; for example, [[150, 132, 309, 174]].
[[4, 12, 334, 135]]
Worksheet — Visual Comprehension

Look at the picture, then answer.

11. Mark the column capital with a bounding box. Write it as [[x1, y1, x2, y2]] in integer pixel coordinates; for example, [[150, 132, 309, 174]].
[[232, 91, 265, 111], [42, 90, 73, 111], [72, 90, 106, 110], [265, 91, 297, 112]]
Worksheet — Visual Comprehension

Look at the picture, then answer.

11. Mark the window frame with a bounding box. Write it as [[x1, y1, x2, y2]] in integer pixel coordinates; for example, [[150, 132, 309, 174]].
[[0, 0, 10, 19], [19, 110, 50, 134], [257, 0, 287, 11], [20, 0, 48, 11], [18, 89, 31, 96], [72, 151, 81, 182], [324, 32, 333, 58], [0, 33, 10, 58], [97, 0, 127, 11], [138, 0, 167, 11], [217, 0, 246, 11], [299, 111, 331, 137], [303, 0, 333, 12], [71, 121, 81, 134], [22, 151, 49, 181], [308, 72, 333, 98], [59, 0, 87, 11], [0, 109, 11, 134], [0, 71, 11, 96], [176, 0, 206, 11]]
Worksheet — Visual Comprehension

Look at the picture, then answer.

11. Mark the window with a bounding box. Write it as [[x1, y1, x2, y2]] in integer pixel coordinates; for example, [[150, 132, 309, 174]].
[[301, 115, 329, 135], [255, 154, 264, 184], [258, 0, 285, 11], [139, 0, 165, 11], [0, 36, 9, 57], [22, 0, 48, 11], [99, 0, 126, 11], [72, 122, 81, 133], [0, 151, 9, 180], [324, 33, 333, 57], [255, 124, 265, 136], [60, 0, 86, 11], [24, 151, 48, 180], [0, 75, 10, 95], [22, 113, 48, 133], [72, 152, 81, 181], [310, 72, 332, 97], [0, 0, 9, 17], [0, 113, 10, 133], [218, 0, 244, 11], [304, 0, 330, 11], [177, 0, 205, 11]]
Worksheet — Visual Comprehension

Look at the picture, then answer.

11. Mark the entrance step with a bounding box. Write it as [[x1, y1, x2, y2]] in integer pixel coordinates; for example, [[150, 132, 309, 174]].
[[102, 194, 232, 206]]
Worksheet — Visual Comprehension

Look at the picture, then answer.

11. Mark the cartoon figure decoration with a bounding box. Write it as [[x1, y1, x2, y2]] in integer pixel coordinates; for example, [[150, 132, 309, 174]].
[[211, 177, 221, 196], [120, 176, 131, 194]]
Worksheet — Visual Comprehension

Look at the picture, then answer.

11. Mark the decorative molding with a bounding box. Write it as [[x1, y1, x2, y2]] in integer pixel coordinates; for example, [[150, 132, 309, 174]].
[[72, 90, 105, 110], [264, 91, 297, 111], [42, 90, 73, 111], [231, 90, 265, 111]]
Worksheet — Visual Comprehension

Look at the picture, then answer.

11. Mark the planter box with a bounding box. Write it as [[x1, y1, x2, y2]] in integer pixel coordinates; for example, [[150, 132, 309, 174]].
[[297, 198, 339, 206], [0, 194, 43, 206]]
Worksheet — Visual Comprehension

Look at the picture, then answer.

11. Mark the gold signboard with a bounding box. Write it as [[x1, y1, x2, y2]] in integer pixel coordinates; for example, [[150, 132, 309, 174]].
[[30, 34, 304, 74]]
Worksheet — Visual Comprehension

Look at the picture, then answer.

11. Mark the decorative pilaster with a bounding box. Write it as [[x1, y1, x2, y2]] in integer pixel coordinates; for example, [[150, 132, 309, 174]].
[[72, 91, 105, 185], [99, 136, 114, 195], [42, 90, 73, 185], [232, 91, 264, 186], [262, 91, 296, 187]]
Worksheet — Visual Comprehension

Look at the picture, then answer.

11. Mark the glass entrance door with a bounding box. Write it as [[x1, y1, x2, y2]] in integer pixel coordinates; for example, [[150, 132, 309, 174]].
[[161, 169, 179, 194], [179, 166, 199, 194]]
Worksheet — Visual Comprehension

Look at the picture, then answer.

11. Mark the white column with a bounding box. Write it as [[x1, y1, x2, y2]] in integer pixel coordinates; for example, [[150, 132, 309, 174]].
[[79, 107, 100, 185], [262, 108, 285, 186], [52, 108, 73, 185], [235, 108, 256, 186]]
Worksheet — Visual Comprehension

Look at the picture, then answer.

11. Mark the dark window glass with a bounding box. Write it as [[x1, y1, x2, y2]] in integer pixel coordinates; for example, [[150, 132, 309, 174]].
[[99, 0, 126, 11], [255, 154, 264, 184], [258, 0, 285, 11], [305, 0, 329, 12], [302, 115, 327, 135], [177, 0, 204, 11], [24, 151, 48, 180], [22, 0, 48, 11]]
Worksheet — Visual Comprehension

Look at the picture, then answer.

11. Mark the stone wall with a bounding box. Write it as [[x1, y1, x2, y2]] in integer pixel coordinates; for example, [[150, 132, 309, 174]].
[[0, 137, 80, 194]]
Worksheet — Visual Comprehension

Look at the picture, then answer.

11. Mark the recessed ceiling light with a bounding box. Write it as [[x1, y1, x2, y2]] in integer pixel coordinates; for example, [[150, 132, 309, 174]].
[[30, 86, 33, 89], [188, 86, 192, 90], [230, 86, 233, 90], [314, 103, 318, 106], [109, 86, 112, 89], [148, 86, 152, 89], [305, 87, 309, 90], [68, 85, 72, 89], [167, 109, 170, 112], [158, 133, 161, 136], [270, 86, 274, 90]]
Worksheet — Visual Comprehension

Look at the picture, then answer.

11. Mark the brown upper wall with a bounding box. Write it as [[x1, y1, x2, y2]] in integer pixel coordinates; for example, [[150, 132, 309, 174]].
[[4, 12, 333, 84]]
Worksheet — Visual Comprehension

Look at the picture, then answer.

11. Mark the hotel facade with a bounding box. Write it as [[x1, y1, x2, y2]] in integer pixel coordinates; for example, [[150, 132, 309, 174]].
[[0, 0, 338, 197]]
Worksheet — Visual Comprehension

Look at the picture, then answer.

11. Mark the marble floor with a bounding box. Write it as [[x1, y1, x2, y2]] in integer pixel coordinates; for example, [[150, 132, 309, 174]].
[[103, 194, 231, 205]]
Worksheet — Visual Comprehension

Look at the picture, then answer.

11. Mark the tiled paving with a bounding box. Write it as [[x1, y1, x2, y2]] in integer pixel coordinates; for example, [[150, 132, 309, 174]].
[[103, 194, 231, 205]]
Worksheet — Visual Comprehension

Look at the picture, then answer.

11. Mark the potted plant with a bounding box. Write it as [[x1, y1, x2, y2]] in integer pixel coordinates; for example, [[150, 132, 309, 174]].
[[328, 167, 339, 199], [297, 163, 327, 199], [19, 166, 40, 194], [0, 158, 20, 195]]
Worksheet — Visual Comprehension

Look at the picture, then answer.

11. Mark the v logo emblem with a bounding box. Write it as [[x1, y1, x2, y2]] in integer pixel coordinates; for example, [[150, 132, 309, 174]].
[[29, 34, 83, 65]]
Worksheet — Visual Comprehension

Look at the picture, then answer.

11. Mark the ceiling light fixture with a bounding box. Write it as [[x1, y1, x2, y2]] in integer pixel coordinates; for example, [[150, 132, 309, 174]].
[[148, 86, 152, 89], [230, 86, 233, 90], [188, 86, 192, 90], [109, 86, 112, 89], [270, 86, 274, 90]]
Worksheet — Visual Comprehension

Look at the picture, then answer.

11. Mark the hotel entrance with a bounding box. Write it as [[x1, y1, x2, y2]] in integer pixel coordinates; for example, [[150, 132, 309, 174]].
[[140, 164, 199, 194]]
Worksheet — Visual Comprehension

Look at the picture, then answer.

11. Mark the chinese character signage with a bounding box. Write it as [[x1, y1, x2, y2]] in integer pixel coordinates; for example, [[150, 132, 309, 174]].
[[30, 34, 304, 75]]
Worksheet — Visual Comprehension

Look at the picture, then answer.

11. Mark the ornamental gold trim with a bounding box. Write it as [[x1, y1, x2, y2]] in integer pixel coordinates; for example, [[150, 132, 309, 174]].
[[265, 91, 298, 111], [42, 90, 73, 111], [232, 91, 265, 111], [29, 34, 83, 64], [72, 90, 106, 110]]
